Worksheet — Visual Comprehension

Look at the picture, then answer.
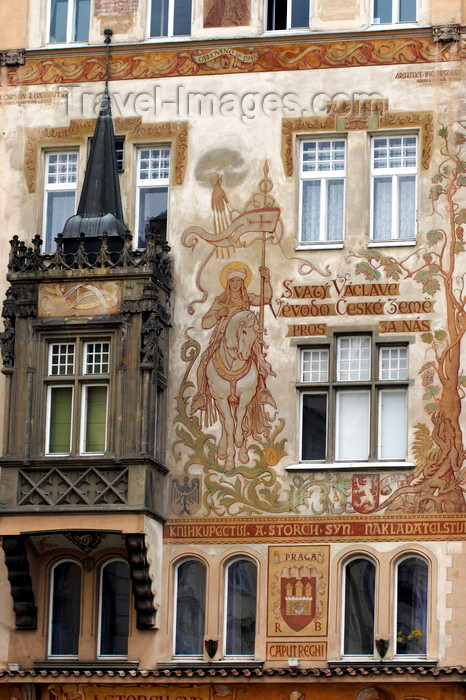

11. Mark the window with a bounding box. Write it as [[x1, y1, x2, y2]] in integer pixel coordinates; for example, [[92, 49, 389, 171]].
[[343, 558, 376, 656], [371, 135, 417, 241], [43, 151, 78, 252], [149, 0, 192, 37], [373, 0, 416, 24], [98, 559, 130, 658], [266, 0, 310, 30], [396, 556, 428, 656], [48, 0, 90, 43], [225, 558, 257, 657], [46, 341, 110, 455], [136, 147, 170, 248], [300, 139, 346, 245], [174, 559, 206, 657], [49, 559, 81, 657], [300, 337, 408, 463]]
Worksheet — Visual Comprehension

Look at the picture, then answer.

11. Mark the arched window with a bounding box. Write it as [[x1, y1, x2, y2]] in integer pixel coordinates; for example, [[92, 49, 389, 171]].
[[396, 555, 428, 655], [49, 559, 81, 657], [174, 558, 206, 657], [225, 558, 257, 657], [98, 559, 131, 657], [343, 557, 376, 656]]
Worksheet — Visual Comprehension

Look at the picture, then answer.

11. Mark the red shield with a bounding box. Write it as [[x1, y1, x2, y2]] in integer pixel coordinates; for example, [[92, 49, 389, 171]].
[[352, 474, 380, 513], [280, 576, 316, 631]]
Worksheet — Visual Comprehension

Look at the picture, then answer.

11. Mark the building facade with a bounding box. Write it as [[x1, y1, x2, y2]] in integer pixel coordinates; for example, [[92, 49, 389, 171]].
[[0, 1, 465, 699]]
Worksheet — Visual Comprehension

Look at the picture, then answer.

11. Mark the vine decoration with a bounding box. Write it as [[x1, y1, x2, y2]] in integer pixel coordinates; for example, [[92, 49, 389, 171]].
[[348, 122, 466, 514]]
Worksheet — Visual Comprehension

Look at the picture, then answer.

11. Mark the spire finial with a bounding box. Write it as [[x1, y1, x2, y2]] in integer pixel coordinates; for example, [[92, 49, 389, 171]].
[[104, 28, 113, 93]]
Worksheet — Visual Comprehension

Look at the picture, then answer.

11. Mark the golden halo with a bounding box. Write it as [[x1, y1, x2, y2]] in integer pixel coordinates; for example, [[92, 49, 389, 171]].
[[220, 262, 252, 288]]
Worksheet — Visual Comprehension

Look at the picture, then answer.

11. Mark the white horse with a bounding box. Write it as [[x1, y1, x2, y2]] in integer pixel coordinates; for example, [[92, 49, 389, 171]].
[[206, 310, 260, 471]]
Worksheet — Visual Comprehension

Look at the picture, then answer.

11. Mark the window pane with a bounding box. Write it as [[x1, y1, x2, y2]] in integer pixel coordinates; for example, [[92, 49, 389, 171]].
[[379, 346, 408, 380], [45, 191, 76, 251], [336, 391, 370, 460], [84, 385, 107, 453], [150, 0, 169, 35], [396, 557, 428, 655], [267, 0, 286, 29], [302, 393, 327, 460], [51, 561, 81, 656], [50, 0, 68, 42], [301, 349, 329, 382], [138, 187, 168, 248], [226, 560, 257, 656], [373, 177, 392, 240], [337, 336, 371, 381], [373, 0, 392, 22], [85, 342, 110, 374], [100, 561, 130, 656], [49, 387, 72, 453], [291, 0, 310, 27], [50, 343, 75, 375], [398, 175, 416, 239], [73, 0, 90, 41], [344, 559, 375, 655], [399, 0, 416, 21], [379, 389, 407, 459], [327, 178, 344, 241], [173, 0, 192, 34], [175, 560, 206, 656], [301, 180, 321, 242]]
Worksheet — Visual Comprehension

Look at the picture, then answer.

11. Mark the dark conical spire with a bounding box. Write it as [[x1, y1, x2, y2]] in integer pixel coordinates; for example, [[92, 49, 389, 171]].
[[62, 29, 127, 242]]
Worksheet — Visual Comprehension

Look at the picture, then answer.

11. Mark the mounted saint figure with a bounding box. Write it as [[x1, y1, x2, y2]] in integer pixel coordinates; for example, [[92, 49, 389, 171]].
[[190, 262, 277, 471]]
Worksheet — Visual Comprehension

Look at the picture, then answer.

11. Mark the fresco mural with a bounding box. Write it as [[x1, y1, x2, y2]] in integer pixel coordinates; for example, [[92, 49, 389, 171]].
[[173, 122, 465, 518]]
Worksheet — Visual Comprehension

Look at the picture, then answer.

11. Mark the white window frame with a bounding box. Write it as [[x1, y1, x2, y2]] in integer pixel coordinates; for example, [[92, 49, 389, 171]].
[[299, 337, 409, 466], [47, 0, 91, 44], [341, 556, 377, 659], [265, 0, 311, 31], [370, 134, 418, 242], [371, 0, 417, 25], [45, 340, 111, 456], [48, 558, 82, 659], [299, 138, 346, 247], [46, 384, 74, 455], [148, 0, 192, 38], [42, 150, 78, 252], [80, 383, 109, 455], [135, 146, 170, 248], [223, 557, 257, 660], [393, 555, 429, 659], [97, 558, 130, 660], [173, 558, 207, 659]]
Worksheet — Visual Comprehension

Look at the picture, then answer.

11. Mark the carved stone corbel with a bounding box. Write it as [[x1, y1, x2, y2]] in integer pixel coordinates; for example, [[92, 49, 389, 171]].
[[2, 535, 37, 629], [125, 534, 157, 629], [433, 24, 461, 42]]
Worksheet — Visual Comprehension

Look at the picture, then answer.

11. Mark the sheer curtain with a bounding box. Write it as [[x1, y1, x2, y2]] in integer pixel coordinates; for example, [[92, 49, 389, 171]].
[[396, 557, 428, 654]]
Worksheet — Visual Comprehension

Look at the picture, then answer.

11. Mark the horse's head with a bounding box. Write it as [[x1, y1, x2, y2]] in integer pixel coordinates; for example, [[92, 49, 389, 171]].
[[225, 310, 259, 361]]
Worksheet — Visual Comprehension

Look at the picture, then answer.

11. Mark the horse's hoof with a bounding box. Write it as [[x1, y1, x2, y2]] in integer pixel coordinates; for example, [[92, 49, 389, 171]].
[[217, 449, 227, 460], [238, 447, 249, 464], [224, 460, 235, 472], [234, 434, 243, 448]]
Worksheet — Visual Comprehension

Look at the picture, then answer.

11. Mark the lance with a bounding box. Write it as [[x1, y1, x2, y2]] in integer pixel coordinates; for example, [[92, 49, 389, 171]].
[[258, 160, 270, 333]]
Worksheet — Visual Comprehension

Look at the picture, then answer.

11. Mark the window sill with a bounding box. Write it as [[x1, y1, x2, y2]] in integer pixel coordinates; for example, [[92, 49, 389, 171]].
[[328, 659, 437, 669], [158, 660, 264, 670], [367, 239, 416, 247], [286, 461, 416, 471], [35, 660, 140, 670], [296, 242, 344, 250]]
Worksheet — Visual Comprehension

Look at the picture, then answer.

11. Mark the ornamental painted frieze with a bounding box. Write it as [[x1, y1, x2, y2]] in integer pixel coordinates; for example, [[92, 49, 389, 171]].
[[5, 36, 460, 86], [173, 122, 466, 518]]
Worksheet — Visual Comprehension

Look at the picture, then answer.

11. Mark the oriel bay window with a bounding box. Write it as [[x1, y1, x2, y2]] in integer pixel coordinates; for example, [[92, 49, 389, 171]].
[[300, 336, 408, 464], [46, 340, 110, 455]]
